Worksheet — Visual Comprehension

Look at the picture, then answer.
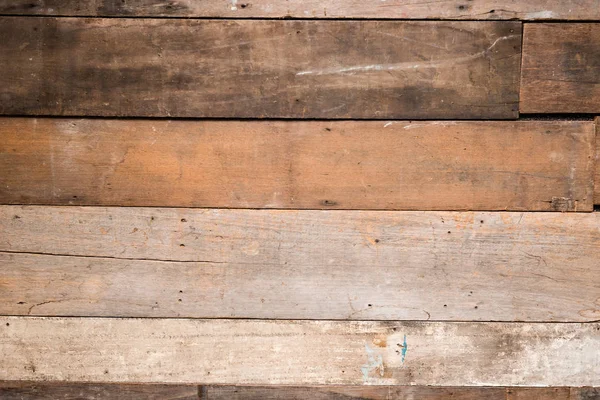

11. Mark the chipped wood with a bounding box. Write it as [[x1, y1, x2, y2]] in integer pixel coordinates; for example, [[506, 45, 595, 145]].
[[0, 18, 520, 119], [1, 207, 599, 321], [0, 119, 595, 211]]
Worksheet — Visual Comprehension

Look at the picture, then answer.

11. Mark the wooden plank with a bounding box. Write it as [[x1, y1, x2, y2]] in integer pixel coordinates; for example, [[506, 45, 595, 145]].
[[0, 18, 521, 119], [2, 384, 597, 400], [0, 0, 598, 20], [1, 119, 595, 211], [520, 24, 600, 114], [1, 317, 598, 386], [205, 386, 600, 400], [594, 117, 600, 204], [1, 207, 599, 321], [0, 382, 199, 400]]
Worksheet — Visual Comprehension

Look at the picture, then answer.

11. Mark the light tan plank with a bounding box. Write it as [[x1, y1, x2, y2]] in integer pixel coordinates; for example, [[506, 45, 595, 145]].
[[1, 119, 595, 211], [0, 18, 520, 119], [520, 24, 600, 114], [1, 207, 599, 321], [0, 0, 598, 20], [1, 317, 598, 386], [0, 382, 199, 400]]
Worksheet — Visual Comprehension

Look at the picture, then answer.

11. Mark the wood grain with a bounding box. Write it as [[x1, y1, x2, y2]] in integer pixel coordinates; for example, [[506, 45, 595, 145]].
[[0, 18, 521, 119], [594, 117, 600, 204], [0, 0, 598, 20], [520, 24, 600, 113], [0, 382, 199, 400], [1, 119, 595, 211], [1, 317, 598, 386], [2, 206, 599, 321], [207, 386, 600, 400], [2, 384, 597, 400]]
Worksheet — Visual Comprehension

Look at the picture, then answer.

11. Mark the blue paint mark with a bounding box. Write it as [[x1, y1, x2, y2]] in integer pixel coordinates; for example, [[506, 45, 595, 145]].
[[401, 334, 407, 363]]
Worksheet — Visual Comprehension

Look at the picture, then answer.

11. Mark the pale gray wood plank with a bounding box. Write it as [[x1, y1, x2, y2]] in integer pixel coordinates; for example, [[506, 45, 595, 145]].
[[1, 207, 599, 321], [1, 317, 598, 386]]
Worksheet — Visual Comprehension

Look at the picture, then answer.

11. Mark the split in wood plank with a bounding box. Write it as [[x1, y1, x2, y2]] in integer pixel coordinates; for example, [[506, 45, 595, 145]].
[[1, 383, 599, 400], [0, 0, 598, 20], [1, 317, 598, 386], [1, 119, 595, 211], [0, 18, 521, 119], [2, 206, 599, 321], [520, 24, 600, 114]]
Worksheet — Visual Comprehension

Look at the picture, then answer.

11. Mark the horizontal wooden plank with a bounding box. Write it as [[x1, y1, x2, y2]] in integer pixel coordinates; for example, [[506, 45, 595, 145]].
[[0, 382, 198, 400], [0, 18, 521, 119], [520, 24, 600, 114], [206, 386, 600, 400], [2, 207, 599, 321], [1, 317, 598, 386], [1, 119, 595, 211], [0, 0, 598, 20], [2, 383, 598, 400]]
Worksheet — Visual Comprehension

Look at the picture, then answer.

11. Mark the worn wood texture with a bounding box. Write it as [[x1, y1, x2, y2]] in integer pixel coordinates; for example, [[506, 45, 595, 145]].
[[0, 382, 199, 400], [1, 119, 595, 211], [0, 18, 521, 119], [0, 0, 598, 20], [1, 318, 598, 386], [1, 384, 598, 400], [206, 386, 600, 400], [594, 117, 600, 204], [520, 24, 600, 114], [2, 206, 599, 321]]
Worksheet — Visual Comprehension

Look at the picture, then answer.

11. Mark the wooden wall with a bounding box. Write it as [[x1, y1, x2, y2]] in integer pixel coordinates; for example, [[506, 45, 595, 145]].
[[0, 0, 599, 397]]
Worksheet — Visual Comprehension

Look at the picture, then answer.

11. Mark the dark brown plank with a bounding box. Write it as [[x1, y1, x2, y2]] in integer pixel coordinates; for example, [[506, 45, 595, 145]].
[[0, 18, 521, 119], [0, 382, 198, 399], [520, 24, 600, 114], [594, 117, 600, 204], [0, 0, 598, 20], [0, 119, 595, 210], [1, 384, 598, 400], [205, 386, 600, 400]]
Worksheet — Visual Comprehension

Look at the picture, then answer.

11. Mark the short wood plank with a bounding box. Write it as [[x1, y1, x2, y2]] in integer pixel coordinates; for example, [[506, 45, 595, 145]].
[[0, 0, 598, 20], [2, 207, 599, 321], [0, 382, 199, 400], [520, 24, 600, 114], [1, 119, 595, 211], [1, 318, 598, 386], [205, 386, 600, 400], [0, 18, 521, 119]]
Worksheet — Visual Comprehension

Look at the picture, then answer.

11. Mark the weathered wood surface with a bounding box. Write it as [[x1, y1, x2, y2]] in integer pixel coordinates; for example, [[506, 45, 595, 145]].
[[0, 0, 598, 20], [0, 382, 199, 400], [520, 24, 600, 114], [0, 18, 521, 119], [594, 117, 600, 204], [2, 206, 599, 321], [1, 119, 595, 211], [1, 318, 598, 386], [206, 386, 600, 400], [1, 384, 598, 400]]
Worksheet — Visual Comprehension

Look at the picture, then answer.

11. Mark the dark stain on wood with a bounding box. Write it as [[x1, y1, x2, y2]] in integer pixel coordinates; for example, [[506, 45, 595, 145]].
[[0, 18, 521, 119]]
